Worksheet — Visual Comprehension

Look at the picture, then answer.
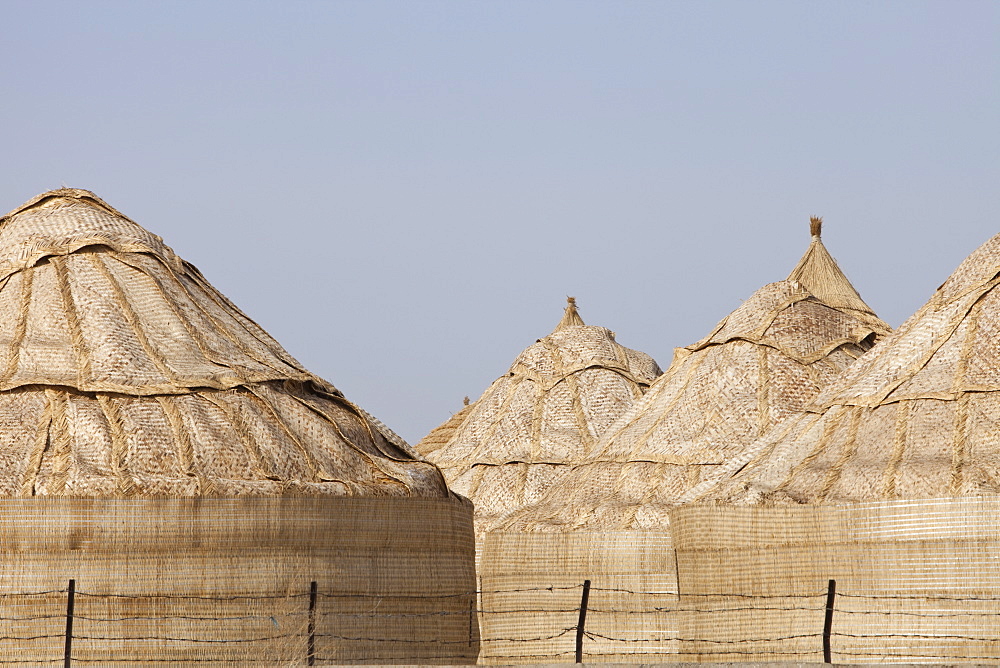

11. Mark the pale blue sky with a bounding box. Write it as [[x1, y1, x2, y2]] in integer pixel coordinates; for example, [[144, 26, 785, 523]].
[[3, 1, 998, 442]]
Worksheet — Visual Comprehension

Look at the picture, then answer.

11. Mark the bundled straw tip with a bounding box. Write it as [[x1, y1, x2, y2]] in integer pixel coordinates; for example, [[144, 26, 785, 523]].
[[567, 296, 576, 306], [809, 216, 822, 238]]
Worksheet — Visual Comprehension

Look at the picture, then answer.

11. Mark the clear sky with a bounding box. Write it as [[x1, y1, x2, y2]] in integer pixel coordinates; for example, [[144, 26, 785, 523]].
[[2, 1, 998, 443]]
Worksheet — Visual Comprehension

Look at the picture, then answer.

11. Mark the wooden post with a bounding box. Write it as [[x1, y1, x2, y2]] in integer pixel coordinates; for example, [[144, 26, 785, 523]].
[[823, 579, 836, 663], [307, 581, 317, 666], [64, 579, 75, 668], [575, 579, 591, 664]]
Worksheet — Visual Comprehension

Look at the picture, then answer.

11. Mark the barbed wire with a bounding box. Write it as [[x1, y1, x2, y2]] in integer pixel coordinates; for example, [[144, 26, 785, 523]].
[[0, 590, 66, 598], [839, 591, 1000, 601], [585, 604, 826, 613], [73, 633, 300, 644], [74, 612, 308, 622], [584, 630, 822, 644], [585, 647, 822, 657], [75, 591, 308, 601], [835, 607, 1000, 618], [833, 631, 1000, 642], [835, 649, 1000, 661]]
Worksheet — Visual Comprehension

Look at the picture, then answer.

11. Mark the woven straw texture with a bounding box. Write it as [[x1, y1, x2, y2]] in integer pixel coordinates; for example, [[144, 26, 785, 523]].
[[0, 497, 477, 665], [474, 224, 890, 665], [0, 189, 447, 498], [479, 530, 675, 664], [498, 224, 889, 531], [697, 231, 1000, 506], [669, 497, 1000, 662], [417, 299, 661, 529]]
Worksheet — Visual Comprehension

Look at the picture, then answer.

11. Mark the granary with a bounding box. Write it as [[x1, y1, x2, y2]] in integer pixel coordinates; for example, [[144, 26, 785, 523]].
[[0, 189, 476, 665], [494, 219, 890, 529], [697, 227, 1000, 504], [416, 297, 662, 533], [664, 230, 1000, 662], [478, 220, 890, 663]]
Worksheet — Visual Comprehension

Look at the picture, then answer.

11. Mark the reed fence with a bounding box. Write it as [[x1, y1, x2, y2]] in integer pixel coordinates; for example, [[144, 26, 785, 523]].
[[6, 579, 1000, 664]]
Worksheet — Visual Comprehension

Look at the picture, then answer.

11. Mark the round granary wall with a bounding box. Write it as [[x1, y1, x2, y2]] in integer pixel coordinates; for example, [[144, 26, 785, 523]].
[[0, 496, 478, 666]]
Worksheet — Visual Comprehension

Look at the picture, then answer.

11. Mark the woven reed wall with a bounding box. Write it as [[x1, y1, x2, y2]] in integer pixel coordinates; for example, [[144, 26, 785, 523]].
[[0, 496, 477, 666], [478, 531, 675, 664], [670, 497, 1000, 663]]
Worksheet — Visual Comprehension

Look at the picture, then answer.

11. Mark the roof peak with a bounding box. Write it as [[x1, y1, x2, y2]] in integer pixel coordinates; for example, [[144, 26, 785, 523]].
[[3, 188, 131, 223], [0, 188, 175, 283], [787, 217, 890, 335], [553, 296, 585, 331]]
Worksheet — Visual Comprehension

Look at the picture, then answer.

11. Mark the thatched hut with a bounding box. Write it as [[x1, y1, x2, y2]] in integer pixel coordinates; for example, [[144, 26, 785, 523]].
[[0, 189, 476, 665], [668, 230, 1000, 662], [479, 220, 889, 663], [416, 297, 662, 532]]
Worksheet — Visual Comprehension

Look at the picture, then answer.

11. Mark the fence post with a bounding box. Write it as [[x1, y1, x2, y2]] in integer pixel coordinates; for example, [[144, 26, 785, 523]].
[[575, 579, 591, 664], [64, 579, 75, 668], [823, 579, 836, 663], [468, 598, 475, 647], [307, 581, 317, 666]]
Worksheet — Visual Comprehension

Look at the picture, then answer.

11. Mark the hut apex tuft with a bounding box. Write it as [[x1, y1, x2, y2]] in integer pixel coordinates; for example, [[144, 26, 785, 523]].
[[555, 296, 585, 331], [810, 216, 823, 239]]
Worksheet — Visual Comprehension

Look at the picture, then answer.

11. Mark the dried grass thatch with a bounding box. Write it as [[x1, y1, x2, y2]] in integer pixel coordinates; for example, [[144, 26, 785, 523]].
[[497, 221, 890, 531], [416, 298, 662, 528], [695, 230, 1000, 505], [0, 189, 447, 498]]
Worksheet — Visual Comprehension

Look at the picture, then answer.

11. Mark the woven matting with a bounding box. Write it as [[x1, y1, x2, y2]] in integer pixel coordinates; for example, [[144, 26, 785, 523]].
[[693, 231, 1000, 505], [417, 299, 661, 531], [0, 496, 476, 665], [499, 224, 889, 531], [670, 498, 1000, 662], [479, 531, 675, 664], [0, 190, 446, 498]]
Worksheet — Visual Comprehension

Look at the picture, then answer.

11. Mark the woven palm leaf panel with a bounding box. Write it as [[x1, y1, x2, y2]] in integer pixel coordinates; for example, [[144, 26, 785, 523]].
[[0, 497, 476, 666], [669, 498, 1000, 663], [671, 231, 1000, 663], [0, 190, 475, 664], [500, 279, 888, 531], [479, 221, 890, 664], [416, 297, 662, 533], [701, 229, 1000, 505]]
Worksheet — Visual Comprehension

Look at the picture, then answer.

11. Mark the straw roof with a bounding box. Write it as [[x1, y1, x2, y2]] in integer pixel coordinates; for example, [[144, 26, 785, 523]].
[[788, 218, 888, 334], [0, 189, 447, 497], [416, 298, 662, 526], [695, 231, 1000, 506], [498, 221, 890, 531]]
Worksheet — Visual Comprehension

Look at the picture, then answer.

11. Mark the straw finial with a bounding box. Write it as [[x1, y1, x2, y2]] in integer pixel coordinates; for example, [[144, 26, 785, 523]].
[[810, 216, 823, 239], [554, 296, 585, 331]]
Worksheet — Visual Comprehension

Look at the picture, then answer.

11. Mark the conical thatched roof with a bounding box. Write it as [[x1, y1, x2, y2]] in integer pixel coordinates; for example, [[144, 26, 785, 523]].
[[693, 231, 1000, 506], [416, 298, 662, 526], [787, 218, 888, 334], [0, 189, 447, 497], [498, 222, 890, 531]]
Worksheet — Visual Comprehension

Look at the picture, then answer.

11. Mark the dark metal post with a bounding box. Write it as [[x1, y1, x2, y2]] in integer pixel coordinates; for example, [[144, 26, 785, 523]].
[[823, 579, 836, 663], [468, 598, 475, 647], [64, 579, 75, 668], [575, 579, 591, 664], [307, 581, 318, 666]]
